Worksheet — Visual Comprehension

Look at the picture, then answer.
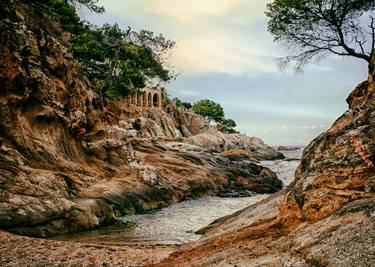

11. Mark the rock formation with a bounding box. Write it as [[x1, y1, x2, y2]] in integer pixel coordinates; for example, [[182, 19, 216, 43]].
[[0, 0, 283, 237], [153, 57, 375, 266], [187, 133, 285, 160], [1, 1, 374, 266]]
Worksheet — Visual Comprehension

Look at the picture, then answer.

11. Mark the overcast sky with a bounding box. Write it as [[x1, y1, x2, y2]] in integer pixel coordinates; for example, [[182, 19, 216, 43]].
[[84, 0, 369, 146]]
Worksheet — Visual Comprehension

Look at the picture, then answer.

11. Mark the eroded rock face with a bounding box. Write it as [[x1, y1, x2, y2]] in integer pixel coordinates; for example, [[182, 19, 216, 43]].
[[186, 133, 284, 160], [0, 1, 283, 237], [290, 75, 375, 223], [107, 105, 216, 141], [132, 140, 281, 199]]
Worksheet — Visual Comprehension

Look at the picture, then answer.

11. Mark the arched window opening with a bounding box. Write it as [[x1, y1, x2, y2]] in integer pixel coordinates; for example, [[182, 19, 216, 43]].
[[153, 93, 159, 108]]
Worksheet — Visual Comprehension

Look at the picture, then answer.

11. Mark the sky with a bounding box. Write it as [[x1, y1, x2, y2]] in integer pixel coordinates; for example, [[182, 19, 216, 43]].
[[83, 0, 369, 146]]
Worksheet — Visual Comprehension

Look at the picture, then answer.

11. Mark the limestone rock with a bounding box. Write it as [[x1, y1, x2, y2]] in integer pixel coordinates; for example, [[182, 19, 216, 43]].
[[108, 126, 130, 140], [133, 113, 183, 139], [118, 120, 133, 130], [186, 132, 284, 160]]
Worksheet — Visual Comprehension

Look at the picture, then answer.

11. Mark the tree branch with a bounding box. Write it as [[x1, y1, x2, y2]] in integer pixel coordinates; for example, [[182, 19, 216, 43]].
[[313, 2, 371, 62], [355, 37, 366, 54], [335, 23, 371, 62]]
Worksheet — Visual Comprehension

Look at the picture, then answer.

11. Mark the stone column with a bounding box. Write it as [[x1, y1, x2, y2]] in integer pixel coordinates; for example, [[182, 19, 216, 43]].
[[149, 93, 153, 108], [158, 92, 162, 110]]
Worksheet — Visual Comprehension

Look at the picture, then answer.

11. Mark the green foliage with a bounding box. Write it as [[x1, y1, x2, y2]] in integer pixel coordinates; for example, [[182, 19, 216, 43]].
[[192, 99, 224, 123], [217, 118, 237, 134], [32, 0, 175, 102], [192, 99, 237, 132], [32, 0, 104, 15], [31, 0, 84, 34], [174, 98, 192, 109], [266, 0, 375, 71], [181, 102, 192, 109], [72, 23, 175, 99]]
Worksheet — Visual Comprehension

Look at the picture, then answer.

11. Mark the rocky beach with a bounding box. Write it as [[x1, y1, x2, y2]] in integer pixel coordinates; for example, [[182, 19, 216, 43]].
[[0, 148, 300, 266]]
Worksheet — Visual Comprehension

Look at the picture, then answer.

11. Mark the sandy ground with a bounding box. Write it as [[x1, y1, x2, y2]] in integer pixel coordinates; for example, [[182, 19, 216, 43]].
[[0, 231, 177, 267]]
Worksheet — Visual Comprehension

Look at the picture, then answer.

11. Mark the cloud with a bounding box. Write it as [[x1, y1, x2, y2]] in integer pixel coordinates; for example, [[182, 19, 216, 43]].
[[170, 35, 278, 74], [142, 0, 268, 26], [145, 0, 237, 23], [95, 0, 267, 25], [92, 0, 276, 75]]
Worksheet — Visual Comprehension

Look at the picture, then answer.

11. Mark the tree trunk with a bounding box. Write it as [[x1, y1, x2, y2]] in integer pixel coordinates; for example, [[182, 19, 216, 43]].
[[369, 49, 375, 81], [369, 49, 375, 93]]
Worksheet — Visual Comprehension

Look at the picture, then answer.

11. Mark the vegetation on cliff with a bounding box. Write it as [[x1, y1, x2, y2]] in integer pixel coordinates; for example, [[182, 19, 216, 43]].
[[32, 0, 175, 101], [72, 23, 175, 100], [174, 97, 192, 109], [217, 118, 237, 134], [191, 99, 238, 133], [192, 99, 224, 123]]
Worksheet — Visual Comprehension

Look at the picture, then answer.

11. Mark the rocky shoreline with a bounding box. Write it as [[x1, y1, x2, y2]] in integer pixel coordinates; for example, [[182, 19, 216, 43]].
[[148, 55, 375, 267], [1, 1, 375, 266], [0, 230, 177, 266], [0, 0, 284, 238]]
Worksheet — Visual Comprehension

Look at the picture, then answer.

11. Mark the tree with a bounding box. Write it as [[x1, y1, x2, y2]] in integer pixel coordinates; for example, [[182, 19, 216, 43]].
[[174, 98, 192, 109], [181, 102, 192, 109], [72, 23, 175, 103], [217, 118, 237, 134], [266, 0, 375, 71], [33, 0, 104, 14], [31, 0, 84, 34], [33, 0, 175, 105], [192, 99, 224, 123]]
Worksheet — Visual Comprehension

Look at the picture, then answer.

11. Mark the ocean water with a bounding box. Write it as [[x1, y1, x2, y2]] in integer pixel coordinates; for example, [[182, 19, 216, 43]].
[[52, 147, 303, 245]]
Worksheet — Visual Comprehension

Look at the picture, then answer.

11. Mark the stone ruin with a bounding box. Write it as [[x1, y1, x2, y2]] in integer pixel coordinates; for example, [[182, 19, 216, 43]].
[[124, 86, 194, 114], [124, 87, 162, 110]]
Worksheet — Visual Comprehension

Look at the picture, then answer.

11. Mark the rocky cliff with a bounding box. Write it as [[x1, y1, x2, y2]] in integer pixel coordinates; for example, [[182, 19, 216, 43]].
[[153, 59, 375, 266], [0, 1, 283, 237]]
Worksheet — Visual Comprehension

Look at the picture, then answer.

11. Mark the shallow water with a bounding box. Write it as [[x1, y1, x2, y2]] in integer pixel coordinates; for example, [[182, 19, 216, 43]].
[[52, 148, 303, 245], [261, 147, 303, 186]]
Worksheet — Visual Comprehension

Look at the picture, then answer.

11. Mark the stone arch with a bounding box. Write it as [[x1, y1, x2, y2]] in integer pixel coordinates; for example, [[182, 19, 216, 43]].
[[153, 93, 160, 108]]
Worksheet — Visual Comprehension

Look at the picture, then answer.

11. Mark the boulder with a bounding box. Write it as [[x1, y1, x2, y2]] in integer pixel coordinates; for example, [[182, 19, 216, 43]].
[[118, 120, 133, 130], [187, 133, 284, 160]]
